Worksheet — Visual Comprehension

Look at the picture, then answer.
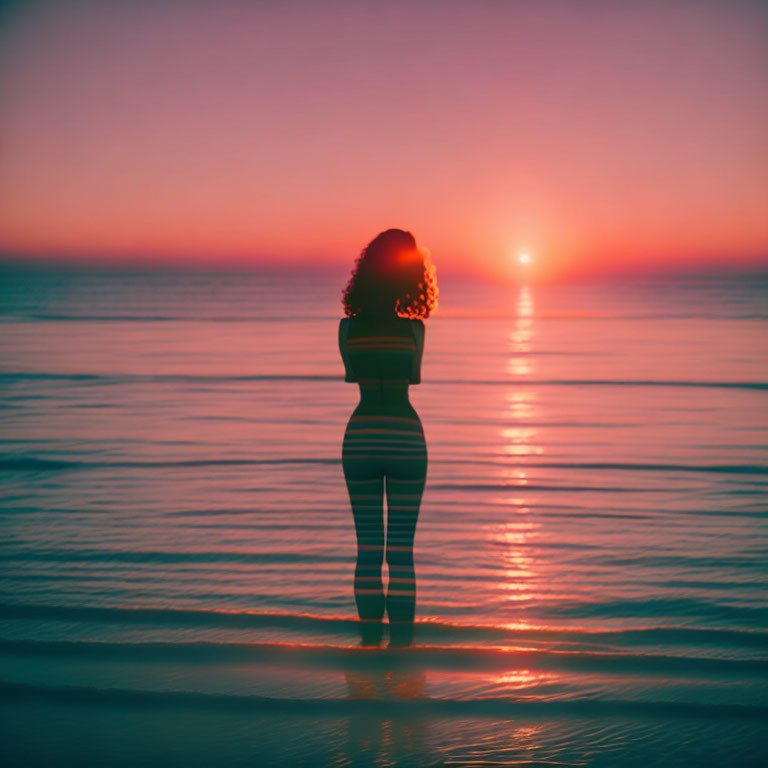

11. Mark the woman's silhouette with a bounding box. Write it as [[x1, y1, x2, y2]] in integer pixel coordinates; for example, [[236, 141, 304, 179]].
[[339, 229, 438, 647]]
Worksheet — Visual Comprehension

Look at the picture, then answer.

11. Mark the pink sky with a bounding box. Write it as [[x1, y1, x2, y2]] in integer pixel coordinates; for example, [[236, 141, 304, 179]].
[[1, 0, 767, 279]]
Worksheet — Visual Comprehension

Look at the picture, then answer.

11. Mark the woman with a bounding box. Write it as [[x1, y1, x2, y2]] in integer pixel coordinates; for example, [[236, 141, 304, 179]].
[[339, 229, 438, 647]]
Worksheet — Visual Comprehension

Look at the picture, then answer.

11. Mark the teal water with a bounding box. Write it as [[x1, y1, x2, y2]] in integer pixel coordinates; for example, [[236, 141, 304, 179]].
[[0, 264, 766, 766]]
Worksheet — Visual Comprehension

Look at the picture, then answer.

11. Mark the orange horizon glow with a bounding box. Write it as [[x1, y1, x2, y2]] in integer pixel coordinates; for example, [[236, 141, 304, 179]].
[[1, 0, 767, 281]]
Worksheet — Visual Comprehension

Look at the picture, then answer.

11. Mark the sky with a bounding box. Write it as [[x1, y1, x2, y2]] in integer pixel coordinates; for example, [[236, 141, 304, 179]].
[[1, 0, 767, 280]]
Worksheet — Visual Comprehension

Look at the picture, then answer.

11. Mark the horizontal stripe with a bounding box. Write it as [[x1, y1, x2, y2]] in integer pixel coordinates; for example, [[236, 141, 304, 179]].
[[348, 414, 422, 424], [343, 452, 427, 459], [355, 378, 412, 384], [345, 429, 424, 437], [347, 336, 416, 343]]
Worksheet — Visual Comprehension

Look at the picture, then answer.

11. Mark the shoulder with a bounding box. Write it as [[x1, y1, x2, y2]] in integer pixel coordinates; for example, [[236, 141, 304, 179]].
[[338, 317, 352, 341], [407, 318, 425, 345], [410, 318, 425, 335]]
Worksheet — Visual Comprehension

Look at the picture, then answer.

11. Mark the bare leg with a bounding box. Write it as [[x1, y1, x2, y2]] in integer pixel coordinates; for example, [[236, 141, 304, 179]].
[[343, 470, 385, 645], [385, 470, 426, 647]]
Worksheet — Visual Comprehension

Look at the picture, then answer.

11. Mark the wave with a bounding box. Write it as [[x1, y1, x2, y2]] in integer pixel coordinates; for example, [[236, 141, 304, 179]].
[[430, 482, 644, 493], [2, 603, 765, 648], [0, 549, 338, 565], [545, 598, 768, 623], [1, 638, 766, 679], [513, 462, 768, 476], [0, 457, 340, 472], [0, 314, 325, 323], [440, 379, 768, 391], [0, 464, 651, 493], [0, 372, 340, 383], [1, 371, 766, 390], [3, 456, 764, 477], [2, 680, 765, 721]]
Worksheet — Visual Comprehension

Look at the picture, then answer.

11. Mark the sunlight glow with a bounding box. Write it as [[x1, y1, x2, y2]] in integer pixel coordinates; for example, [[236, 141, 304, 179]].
[[518, 252, 532, 265], [507, 285, 535, 375], [494, 669, 558, 690]]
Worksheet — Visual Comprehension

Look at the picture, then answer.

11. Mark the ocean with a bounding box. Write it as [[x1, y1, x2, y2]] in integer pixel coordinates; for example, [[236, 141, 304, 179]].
[[0, 263, 766, 766]]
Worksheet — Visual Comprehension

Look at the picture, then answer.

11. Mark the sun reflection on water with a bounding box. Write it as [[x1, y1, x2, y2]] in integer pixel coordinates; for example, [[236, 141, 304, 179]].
[[487, 516, 539, 594], [507, 284, 535, 376], [500, 426, 543, 457], [494, 669, 558, 690], [506, 390, 537, 419], [493, 286, 541, 603]]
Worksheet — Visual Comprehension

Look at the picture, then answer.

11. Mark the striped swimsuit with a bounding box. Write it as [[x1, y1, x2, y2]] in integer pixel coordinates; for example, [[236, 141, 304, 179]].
[[339, 315, 428, 644], [339, 315, 427, 485]]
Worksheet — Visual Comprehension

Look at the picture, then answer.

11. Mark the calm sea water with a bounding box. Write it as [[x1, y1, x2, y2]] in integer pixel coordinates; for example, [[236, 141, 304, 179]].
[[1, 264, 766, 767]]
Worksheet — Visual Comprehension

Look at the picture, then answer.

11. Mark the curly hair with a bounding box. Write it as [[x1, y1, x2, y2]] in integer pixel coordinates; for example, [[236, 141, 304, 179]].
[[342, 229, 438, 320]]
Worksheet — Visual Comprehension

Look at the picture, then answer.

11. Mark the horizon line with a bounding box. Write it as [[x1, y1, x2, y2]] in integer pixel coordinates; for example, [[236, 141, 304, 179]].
[[1, 251, 767, 285]]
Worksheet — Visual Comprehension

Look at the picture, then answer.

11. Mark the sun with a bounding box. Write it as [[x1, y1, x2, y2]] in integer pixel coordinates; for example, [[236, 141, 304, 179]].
[[518, 252, 531, 265]]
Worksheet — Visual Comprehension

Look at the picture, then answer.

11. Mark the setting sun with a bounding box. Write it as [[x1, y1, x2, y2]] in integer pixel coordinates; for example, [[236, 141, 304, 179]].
[[0, 1, 766, 767]]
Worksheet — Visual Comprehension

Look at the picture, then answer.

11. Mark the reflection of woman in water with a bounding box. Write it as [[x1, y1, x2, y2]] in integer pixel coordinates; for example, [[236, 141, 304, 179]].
[[339, 229, 438, 647]]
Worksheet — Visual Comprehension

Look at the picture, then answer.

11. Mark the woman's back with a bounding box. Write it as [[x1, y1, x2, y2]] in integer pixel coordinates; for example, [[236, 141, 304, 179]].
[[339, 315, 424, 388]]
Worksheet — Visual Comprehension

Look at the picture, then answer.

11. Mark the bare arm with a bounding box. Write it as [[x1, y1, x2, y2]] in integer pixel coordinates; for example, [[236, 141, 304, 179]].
[[338, 317, 357, 382], [410, 319, 425, 384]]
